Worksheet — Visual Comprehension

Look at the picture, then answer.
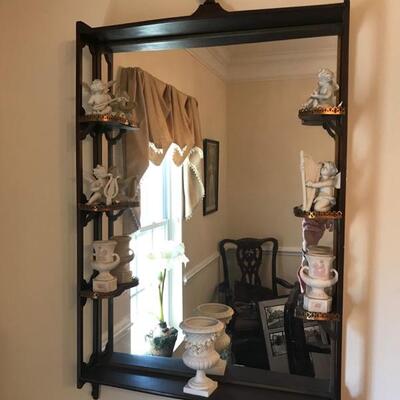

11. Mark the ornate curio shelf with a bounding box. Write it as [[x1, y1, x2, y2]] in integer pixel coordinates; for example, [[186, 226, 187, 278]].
[[75, 0, 350, 398], [295, 306, 341, 322], [293, 206, 343, 220], [79, 114, 139, 142], [298, 106, 345, 138], [80, 278, 139, 300]]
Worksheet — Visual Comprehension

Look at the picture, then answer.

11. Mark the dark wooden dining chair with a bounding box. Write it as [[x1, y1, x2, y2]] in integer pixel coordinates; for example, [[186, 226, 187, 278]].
[[218, 237, 294, 306], [218, 237, 294, 370]]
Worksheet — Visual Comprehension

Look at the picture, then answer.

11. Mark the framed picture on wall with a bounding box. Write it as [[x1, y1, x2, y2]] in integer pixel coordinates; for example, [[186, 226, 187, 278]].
[[203, 139, 219, 215]]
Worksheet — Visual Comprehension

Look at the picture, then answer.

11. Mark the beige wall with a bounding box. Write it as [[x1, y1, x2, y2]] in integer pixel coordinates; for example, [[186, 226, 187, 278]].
[[1, 1, 399, 400], [226, 77, 334, 287], [227, 78, 334, 247], [344, 1, 400, 399], [183, 258, 221, 318]]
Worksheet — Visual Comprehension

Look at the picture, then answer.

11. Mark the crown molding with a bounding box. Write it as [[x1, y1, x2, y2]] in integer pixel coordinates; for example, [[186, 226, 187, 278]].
[[187, 46, 337, 82], [186, 48, 229, 80]]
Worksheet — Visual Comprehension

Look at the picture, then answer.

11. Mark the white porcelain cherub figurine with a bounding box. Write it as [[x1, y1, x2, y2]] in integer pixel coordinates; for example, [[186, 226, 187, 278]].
[[83, 80, 128, 115], [85, 165, 120, 206], [306, 162, 340, 212], [303, 69, 339, 109]]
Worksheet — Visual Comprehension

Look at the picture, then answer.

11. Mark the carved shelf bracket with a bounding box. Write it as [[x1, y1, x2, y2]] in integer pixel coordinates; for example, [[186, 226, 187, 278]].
[[322, 119, 342, 139]]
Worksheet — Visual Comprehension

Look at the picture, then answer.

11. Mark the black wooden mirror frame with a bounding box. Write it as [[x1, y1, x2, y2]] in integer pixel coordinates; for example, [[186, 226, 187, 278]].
[[75, 1, 349, 399]]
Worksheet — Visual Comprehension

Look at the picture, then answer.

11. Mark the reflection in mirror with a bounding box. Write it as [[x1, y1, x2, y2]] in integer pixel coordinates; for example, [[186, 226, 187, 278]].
[[107, 36, 338, 391]]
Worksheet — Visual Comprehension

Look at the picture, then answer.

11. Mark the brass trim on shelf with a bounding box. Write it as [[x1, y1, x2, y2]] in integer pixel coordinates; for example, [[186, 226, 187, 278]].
[[295, 307, 341, 322], [293, 206, 343, 220], [79, 201, 140, 212], [298, 105, 345, 116], [80, 113, 137, 128]]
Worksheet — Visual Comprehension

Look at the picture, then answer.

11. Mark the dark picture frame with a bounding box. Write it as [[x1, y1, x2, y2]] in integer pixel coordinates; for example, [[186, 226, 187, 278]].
[[203, 139, 219, 215], [258, 297, 289, 373]]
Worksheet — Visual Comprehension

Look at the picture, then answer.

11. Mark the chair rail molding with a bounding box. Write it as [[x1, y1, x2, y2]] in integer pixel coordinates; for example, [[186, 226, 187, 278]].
[[183, 247, 301, 285], [184, 252, 220, 284]]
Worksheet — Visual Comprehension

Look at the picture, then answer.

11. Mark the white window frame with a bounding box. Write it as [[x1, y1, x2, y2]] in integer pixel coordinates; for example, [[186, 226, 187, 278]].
[[128, 150, 183, 354]]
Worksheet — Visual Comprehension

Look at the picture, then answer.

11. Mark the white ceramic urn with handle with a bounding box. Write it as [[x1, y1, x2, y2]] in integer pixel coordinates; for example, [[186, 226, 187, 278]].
[[91, 240, 120, 293]]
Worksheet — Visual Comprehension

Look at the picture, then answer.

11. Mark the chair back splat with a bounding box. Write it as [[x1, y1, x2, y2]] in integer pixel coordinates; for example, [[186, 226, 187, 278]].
[[219, 237, 292, 301]]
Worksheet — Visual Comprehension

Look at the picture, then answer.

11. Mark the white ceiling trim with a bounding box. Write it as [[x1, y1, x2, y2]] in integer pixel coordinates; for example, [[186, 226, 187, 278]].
[[186, 48, 229, 80], [187, 47, 337, 82]]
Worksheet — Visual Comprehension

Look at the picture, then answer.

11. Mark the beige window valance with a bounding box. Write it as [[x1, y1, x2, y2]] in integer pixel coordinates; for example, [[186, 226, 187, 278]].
[[117, 67, 205, 233]]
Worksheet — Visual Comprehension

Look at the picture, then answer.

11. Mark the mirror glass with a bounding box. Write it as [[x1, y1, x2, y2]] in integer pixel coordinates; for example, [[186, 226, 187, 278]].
[[108, 36, 337, 389]]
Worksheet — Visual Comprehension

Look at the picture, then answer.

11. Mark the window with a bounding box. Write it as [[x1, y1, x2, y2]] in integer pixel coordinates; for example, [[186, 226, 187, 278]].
[[129, 148, 183, 355]]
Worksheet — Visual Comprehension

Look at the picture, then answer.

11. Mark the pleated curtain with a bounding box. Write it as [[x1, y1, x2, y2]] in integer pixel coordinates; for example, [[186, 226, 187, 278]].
[[117, 67, 205, 233]]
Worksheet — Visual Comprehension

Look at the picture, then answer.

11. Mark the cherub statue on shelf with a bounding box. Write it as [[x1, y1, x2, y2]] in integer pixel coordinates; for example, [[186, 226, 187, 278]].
[[83, 79, 129, 115], [300, 151, 340, 212], [85, 165, 120, 206], [302, 68, 339, 109]]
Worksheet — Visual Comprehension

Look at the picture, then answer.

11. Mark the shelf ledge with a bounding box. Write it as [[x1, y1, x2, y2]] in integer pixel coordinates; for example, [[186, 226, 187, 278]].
[[298, 106, 345, 138], [80, 279, 139, 300], [293, 206, 343, 220], [80, 363, 330, 400], [79, 202, 139, 227], [79, 114, 139, 141], [79, 201, 139, 212], [295, 306, 341, 322]]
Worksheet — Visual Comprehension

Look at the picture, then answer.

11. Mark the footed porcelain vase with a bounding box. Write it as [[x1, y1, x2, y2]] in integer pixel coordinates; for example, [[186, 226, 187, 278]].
[[111, 235, 134, 283], [305, 248, 335, 280], [195, 303, 234, 354], [91, 240, 120, 293], [180, 316, 223, 397], [300, 266, 338, 313]]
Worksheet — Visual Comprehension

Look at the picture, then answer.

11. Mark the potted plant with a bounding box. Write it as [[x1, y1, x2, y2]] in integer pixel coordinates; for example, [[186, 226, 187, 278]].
[[145, 241, 188, 357]]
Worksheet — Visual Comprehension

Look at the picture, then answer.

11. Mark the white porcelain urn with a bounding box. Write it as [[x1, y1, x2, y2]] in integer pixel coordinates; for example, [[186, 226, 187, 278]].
[[300, 267, 338, 299], [300, 261, 339, 313], [111, 235, 134, 283], [91, 240, 120, 293], [195, 303, 234, 354], [180, 316, 223, 397]]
